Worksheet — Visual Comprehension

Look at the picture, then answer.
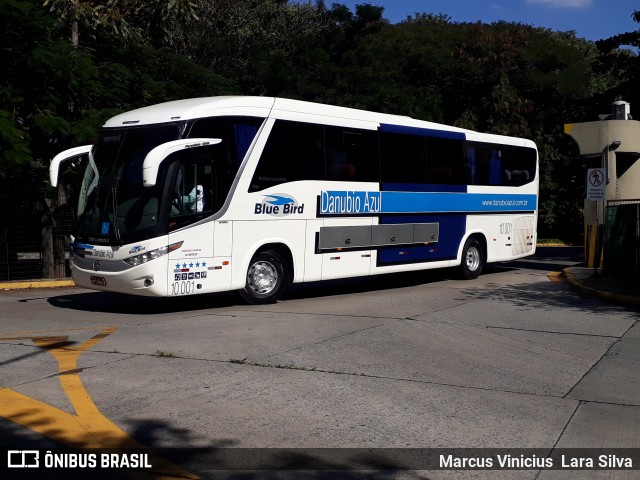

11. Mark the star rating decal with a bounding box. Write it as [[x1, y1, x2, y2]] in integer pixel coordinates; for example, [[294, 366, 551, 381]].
[[175, 261, 207, 271]]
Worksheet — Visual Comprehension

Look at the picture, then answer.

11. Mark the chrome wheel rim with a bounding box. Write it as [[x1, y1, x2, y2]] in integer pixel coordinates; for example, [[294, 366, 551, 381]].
[[247, 260, 278, 295], [465, 246, 481, 272]]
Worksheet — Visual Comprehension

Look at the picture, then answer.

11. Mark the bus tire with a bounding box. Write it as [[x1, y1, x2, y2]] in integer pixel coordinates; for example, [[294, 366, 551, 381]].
[[459, 237, 484, 280], [239, 250, 289, 304]]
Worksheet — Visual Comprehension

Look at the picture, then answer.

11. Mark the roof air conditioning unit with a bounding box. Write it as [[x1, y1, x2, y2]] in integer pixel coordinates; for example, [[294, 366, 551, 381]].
[[612, 100, 631, 120]]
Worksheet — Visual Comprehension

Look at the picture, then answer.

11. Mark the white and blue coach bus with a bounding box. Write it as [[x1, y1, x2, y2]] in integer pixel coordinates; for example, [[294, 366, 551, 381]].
[[50, 96, 538, 303]]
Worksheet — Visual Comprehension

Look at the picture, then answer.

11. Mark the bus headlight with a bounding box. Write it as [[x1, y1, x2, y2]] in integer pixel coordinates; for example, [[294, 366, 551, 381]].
[[124, 241, 183, 267]]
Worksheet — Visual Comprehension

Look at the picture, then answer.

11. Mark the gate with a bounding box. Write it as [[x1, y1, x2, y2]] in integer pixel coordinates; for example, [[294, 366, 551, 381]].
[[604, 200, 640, 282], [0, 188, 72, 281]]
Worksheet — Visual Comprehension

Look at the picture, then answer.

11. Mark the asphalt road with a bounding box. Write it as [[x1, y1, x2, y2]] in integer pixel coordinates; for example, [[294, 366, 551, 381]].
[[1, 246, 639, 479]]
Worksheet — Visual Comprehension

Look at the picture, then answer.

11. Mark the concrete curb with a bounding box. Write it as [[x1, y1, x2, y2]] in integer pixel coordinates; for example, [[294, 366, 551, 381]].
[[563, 268, 640, 307], [0, 279, 76, 291]]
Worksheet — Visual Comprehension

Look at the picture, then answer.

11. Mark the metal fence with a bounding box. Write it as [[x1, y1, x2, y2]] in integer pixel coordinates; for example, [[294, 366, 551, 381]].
[[605, 199, 640, 283], [0, 188, 73, 282]]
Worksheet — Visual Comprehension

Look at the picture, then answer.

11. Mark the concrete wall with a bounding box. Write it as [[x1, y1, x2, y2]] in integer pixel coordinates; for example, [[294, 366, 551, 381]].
[[564, 120, 640, 201], [564, 119, 640, 267]]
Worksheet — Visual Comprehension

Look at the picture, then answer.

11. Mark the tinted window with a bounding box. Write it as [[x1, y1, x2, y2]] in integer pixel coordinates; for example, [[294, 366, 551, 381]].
[[380, 132, 427, 184], [426, 137, 466, 185], [250, 120, 325, 192], [467, 143, 537, 186], [189, 116, 263, 207], [251, 121, 382, 191], [76, 124, 182, 243], [325, 126, 379, 182], [188, 116, 263, 175]]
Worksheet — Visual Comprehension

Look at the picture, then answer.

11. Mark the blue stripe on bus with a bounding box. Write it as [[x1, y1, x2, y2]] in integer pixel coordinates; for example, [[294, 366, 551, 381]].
[[377, 215, 465, 266], [319, 190, 537, 216], [379, 123, 466, 141], [69, 242, 95, 250], [381, 191, 536, 214]]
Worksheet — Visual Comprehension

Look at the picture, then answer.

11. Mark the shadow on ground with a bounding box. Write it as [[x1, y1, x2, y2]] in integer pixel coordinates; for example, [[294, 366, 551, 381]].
[[43, 246, 586, 316], [0, 417, 430, 480]]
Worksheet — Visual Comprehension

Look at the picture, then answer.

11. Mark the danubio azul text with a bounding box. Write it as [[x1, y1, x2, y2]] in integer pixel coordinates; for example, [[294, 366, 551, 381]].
[[319, 190, 537, 215], [320, 191, 382, 215]]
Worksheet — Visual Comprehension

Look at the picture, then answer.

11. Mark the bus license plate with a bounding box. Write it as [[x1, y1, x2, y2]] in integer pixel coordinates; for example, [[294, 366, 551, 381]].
[[90, 276, 107, 286]]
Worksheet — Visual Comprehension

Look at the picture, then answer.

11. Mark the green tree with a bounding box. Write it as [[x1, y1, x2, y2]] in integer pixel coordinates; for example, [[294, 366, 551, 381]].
[[42, 0, 204, 47], [1, 0, 236, 278], [3, 0, 638, 278]]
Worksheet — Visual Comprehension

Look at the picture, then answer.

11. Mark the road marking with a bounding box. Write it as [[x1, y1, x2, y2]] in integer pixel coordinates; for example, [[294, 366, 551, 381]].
[[547, 271, 567, 284], [0, 326, 198, 479], [0, 325, 107, 337]]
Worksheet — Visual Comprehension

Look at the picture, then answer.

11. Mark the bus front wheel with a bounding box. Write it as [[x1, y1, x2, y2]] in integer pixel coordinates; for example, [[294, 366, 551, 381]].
[[239, 250, 289, 304], [459, 237, 484, 280]]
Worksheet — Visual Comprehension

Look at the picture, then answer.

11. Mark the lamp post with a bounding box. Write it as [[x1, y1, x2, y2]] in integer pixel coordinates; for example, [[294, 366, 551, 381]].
[[594, 140, 621, 276]]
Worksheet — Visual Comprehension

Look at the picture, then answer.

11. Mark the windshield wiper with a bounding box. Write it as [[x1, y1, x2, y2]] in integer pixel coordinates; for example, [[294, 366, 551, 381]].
[[111, 187, 123, 245]]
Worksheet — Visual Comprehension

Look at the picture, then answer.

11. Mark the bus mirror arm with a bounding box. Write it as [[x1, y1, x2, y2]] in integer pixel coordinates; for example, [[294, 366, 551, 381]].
[[142, 138, 222, 187], [49, 145, 93, 187]]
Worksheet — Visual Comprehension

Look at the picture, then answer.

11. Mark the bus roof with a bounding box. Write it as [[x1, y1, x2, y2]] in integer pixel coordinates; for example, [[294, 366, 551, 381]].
[[102, 96, 533, 148], [103, 95, 452, 131], [103, 96, 276, 127]]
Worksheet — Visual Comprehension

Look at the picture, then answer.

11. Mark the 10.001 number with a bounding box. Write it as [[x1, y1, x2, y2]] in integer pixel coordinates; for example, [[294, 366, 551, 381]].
[[171, 281, 194, 296], [499, 223, 513, 235]]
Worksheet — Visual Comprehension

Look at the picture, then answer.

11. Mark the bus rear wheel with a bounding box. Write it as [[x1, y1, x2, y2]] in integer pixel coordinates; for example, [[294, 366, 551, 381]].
[[239, 250, 289, 304], [459, 237, 484, 280]]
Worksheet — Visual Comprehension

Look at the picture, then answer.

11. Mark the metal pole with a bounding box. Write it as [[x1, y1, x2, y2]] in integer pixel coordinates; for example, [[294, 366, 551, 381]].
[[636, 204, 640, 276], [594, 148, 605, 277], [595, 141, 621, 277]]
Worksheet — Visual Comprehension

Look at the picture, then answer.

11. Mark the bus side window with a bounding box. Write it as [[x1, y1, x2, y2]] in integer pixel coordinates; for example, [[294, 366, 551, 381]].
[[188, 116, 263, 174], [325, 126, 379, 182], [466, 143, 536, 186], [250, 120, 325, 191], [502, 146, 536, 186], [380, 132, 427, 184], [467, 145, 502, 186], [170, 159, 214, 229], [189, 116, 264, 209], [426, 137, 465, 185]]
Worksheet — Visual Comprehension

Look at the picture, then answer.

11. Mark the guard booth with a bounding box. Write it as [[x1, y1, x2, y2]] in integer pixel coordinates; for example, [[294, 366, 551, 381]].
[[564, 101, 640, 278]]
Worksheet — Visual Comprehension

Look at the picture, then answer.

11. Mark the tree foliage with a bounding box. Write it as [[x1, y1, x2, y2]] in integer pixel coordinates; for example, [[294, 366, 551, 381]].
[[1, 0, 639, 257], [42, 0, 205, 46]]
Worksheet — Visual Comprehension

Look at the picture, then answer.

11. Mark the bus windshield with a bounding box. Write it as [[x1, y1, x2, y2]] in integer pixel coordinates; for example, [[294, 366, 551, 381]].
[[74, 116, 264, 245], [76, 124, 184, 244]]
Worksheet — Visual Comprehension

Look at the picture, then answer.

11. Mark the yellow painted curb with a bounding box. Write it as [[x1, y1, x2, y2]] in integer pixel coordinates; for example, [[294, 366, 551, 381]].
[[563, 268, 640, 307], [0, 279, 75, 290]]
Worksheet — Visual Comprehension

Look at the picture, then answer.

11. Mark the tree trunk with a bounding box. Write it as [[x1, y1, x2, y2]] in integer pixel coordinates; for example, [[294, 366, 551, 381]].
[[42, 211, 55, 279], [71, 19, 79, 47], [54, 184, 69, 278]]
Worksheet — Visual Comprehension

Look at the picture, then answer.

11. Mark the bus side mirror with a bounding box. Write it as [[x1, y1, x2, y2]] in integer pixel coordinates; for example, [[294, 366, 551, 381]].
[[49, 145, 93, 187], [142, 138, 222, 187]]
